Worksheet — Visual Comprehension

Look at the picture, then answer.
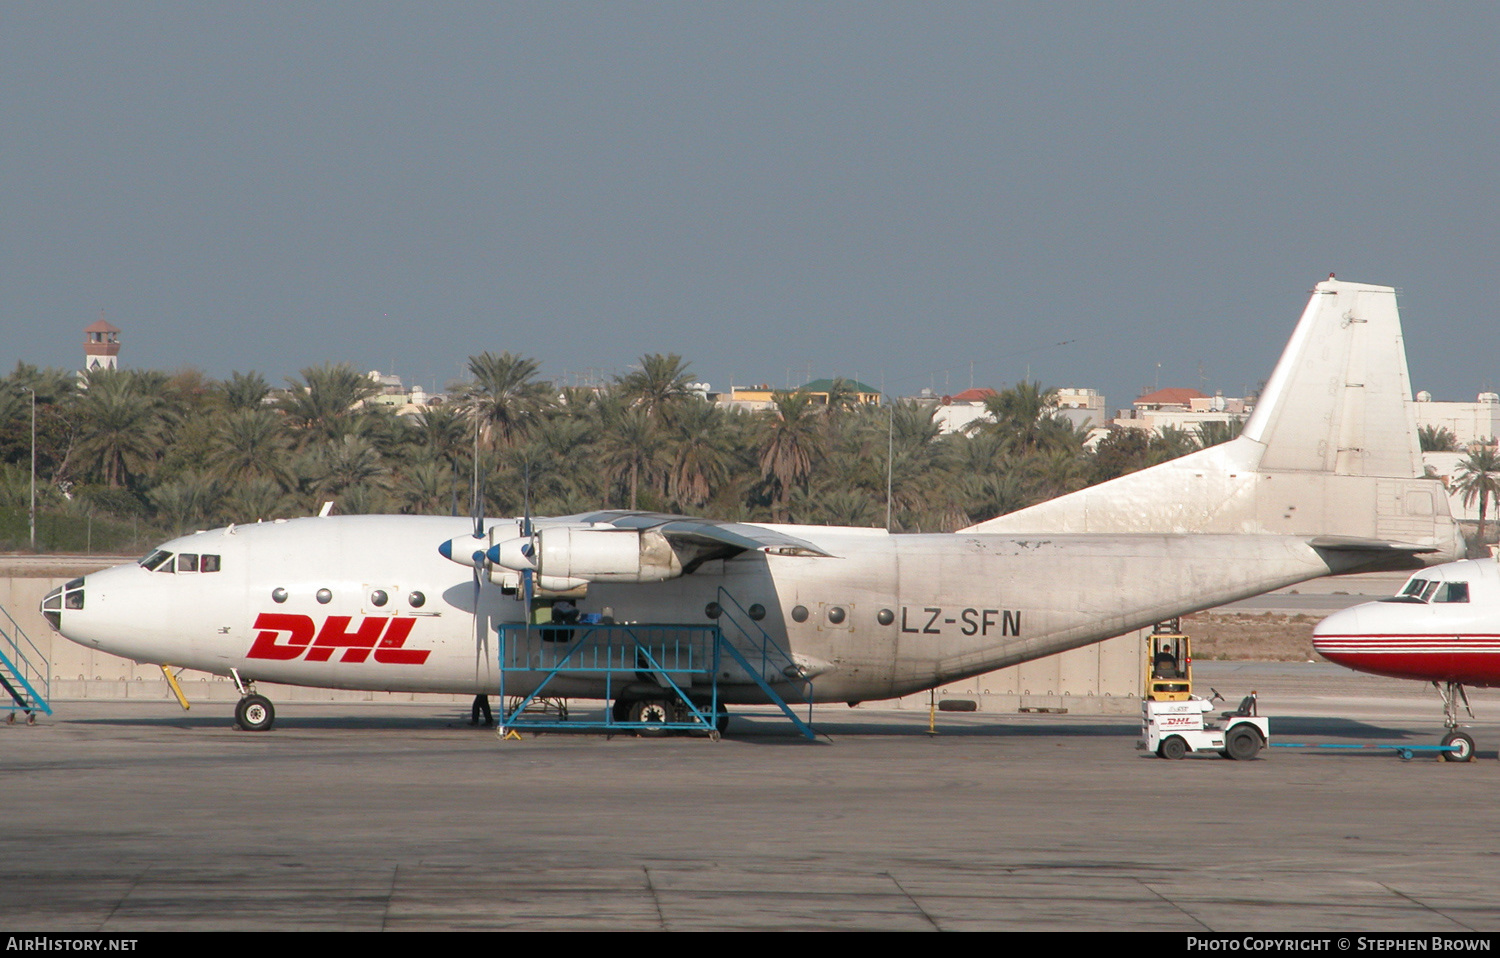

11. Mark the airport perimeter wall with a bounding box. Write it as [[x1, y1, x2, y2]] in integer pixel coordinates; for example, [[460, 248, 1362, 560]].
[[1, 559, 1143, 716]]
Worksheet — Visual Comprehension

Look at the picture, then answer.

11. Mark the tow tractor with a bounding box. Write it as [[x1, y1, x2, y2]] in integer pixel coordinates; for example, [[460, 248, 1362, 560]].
[[1139, 621, 1269, 760]]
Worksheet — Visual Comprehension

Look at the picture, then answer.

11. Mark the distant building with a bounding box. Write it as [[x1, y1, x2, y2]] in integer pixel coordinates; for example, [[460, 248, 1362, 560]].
[[364, 370, 443, 415], [1054, 387, 1109, 442], [1414, 391, 1500, 447], [912, 387, 996, 435], [1112, 387, 1251, 436], [721, 378, 881, 412], [83, 317, 120, 373]]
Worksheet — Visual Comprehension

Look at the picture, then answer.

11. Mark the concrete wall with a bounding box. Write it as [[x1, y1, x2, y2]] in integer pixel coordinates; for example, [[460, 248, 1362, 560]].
[[881, 630, 1141, 715]]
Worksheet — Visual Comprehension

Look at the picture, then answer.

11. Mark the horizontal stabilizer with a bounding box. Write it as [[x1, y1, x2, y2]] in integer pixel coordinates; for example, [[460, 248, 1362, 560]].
[[1306, 535, 1442, 554]]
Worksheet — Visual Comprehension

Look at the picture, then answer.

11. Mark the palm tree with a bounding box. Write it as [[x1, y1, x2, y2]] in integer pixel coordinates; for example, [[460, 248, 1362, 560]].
[[1454, 443, 1500, 555], [978, 380, 1074, 455], [219, 477, 294, 523], [278, 364, 379, 443], [72, 370, 175, 488], [616, 353, 694, 419], [758, 391, 824, 520], [300, 435, 391, 505], [206, 408, 295, 488], [1194, 419, 1246, 449], [665, 400, 734, 510], [1420, 424, 1459, 453], [459, 352, 553, 449], [219, 371, 272, 411], [149, 471, 220, 534], [596, 405, 668, 510]]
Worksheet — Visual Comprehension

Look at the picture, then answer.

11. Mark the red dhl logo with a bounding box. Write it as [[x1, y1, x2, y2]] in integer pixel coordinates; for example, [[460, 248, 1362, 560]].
[[247, 612, 431, 665]]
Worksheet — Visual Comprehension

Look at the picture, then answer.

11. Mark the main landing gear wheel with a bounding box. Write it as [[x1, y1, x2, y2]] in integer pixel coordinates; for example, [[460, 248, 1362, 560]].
[[1440, 730, 1475, 763], [1224, 727, 1263, 761], [235, 694, 275, 732], [628, 698, 673, 736], [1157, 735, 1187, 760]]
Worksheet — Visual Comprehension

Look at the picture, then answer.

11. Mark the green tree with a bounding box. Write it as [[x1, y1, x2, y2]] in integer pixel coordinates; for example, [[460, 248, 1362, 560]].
[[1454, 443, 1500, 555], [596, 403, 668, 510], [459, 352, 553, 449], [616, 353, 694, 420], [1194, 419, 1246, 448], [206, 408, 295, 488], [665, 400, 734, 511], [72, 370, 176, 488], [758, 391, 824, 521], [1420, 424, 1459, 453], [278, 364, 380, 443], [219, 371, 272, 411]]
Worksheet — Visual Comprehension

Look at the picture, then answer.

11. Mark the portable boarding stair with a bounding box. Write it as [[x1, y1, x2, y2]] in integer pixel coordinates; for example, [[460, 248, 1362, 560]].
[[494, 587, 817, 740], [0, 603, 52, 723]]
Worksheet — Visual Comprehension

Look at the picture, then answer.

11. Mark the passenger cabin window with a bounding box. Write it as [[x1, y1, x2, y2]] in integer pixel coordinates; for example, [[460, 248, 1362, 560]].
[[1434, 582, 1470, 603]]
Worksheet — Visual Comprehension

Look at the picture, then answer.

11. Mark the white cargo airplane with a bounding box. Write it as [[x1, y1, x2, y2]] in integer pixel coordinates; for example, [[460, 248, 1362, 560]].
[[1314, 557, 1500, 761], [44, 278, 1464, 733]]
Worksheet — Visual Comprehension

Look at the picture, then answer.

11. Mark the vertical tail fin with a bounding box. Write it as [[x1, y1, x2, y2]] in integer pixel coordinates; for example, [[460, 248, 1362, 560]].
[[964, 278, 1462, 560], [1242, 279, 1420, 477]]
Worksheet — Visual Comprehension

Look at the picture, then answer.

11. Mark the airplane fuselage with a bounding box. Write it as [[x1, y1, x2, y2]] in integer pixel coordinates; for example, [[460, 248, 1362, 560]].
[[57, 514, 1382, 705], [1314, 558, 1500, 686]]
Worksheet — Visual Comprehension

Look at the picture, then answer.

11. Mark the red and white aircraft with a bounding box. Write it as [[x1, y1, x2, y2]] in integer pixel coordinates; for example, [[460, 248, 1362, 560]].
[[1313, 558, 1499, 761]]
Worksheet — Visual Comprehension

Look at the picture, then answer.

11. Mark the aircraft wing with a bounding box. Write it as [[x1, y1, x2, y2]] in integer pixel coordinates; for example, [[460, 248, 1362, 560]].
[[559, 511, 835, 559]]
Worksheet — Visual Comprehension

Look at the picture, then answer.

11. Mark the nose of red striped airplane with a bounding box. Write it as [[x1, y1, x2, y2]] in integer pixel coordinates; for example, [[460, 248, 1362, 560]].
[[1312, 604, 1361, 649]]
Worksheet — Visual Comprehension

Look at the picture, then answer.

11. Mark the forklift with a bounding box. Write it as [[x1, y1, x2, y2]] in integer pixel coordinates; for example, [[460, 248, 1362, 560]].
[[1139, 620, 1269, 760]]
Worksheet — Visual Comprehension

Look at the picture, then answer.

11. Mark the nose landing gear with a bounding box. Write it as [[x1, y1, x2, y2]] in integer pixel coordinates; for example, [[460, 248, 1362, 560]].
[[230, 668, 276, 732], [1436, 681, 1476, 763]]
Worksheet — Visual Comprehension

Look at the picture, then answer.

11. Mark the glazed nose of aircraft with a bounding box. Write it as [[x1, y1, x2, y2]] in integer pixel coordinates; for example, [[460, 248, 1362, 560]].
[[39, 577, 86, 632]]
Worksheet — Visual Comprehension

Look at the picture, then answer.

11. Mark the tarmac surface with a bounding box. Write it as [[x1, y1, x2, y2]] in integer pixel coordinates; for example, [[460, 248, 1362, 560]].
[[4, 661, 1499, 932]]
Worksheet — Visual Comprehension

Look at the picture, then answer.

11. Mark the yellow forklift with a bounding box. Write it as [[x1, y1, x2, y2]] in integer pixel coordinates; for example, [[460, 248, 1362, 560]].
[[1139, 620, 1268, 760]]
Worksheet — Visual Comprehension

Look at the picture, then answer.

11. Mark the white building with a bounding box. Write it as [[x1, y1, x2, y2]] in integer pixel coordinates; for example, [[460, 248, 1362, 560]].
[[1414, 391, 1500, 447]]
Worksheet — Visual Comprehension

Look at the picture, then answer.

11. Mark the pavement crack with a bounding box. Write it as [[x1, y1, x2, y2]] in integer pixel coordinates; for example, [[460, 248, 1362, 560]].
[[101, 864, 150, 931], [1136, 878, 1213, 931], [1379, 882, 1476, 931], [382, 863, 400, 931], [885, 872, 942, 931], [642, 865, 668, 931]]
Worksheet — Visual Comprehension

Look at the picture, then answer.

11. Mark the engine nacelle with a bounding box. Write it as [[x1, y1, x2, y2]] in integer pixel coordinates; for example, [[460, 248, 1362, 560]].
[[491, 527, 684, 583]]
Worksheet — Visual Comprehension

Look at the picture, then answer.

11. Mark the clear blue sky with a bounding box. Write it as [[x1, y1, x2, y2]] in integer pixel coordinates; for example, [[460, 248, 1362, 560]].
[[3, 3, 1497, 410]]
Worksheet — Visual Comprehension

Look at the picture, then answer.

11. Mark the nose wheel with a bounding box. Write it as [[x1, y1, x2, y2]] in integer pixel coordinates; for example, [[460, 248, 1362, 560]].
[[234, 693, 276, 732], [1435, 681, 1476, 762]]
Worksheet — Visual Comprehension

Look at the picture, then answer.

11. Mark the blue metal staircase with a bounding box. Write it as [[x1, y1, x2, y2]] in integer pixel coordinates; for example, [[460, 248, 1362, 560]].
[[494, 589, 817, 740], [0, 603, 51, 723]]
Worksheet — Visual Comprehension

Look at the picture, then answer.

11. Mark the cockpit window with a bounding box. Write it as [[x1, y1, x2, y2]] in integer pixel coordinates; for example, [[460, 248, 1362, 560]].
[[140, 550, 174, 572], [202, 554, 221, 573], [1434, 582, 1470, 603], [1382, 577, 1436, 604], [178, 553, 199, 573]]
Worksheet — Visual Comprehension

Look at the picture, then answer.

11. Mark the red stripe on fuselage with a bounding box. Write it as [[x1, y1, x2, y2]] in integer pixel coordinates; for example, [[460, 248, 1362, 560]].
[[1314, 632, 1500, 686]]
